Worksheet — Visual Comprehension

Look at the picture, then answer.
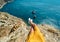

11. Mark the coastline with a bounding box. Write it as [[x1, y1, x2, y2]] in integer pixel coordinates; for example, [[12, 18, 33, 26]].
[[0, 12, 60, 42], [0, 0, 13, 9]]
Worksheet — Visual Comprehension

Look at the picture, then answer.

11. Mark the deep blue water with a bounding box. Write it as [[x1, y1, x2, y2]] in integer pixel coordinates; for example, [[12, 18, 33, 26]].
[[0, 0, 60, 29]]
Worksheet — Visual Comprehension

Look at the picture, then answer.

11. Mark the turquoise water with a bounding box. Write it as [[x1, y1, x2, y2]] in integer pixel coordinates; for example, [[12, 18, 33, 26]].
[[0, 0, 60, 29]]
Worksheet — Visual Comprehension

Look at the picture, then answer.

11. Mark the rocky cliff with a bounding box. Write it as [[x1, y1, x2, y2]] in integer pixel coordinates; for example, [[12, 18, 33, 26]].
[[0, 12, 60, 42]]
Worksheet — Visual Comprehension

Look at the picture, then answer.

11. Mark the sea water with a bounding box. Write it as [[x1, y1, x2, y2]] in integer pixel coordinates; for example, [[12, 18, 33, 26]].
[[0, 0, 60, 29]]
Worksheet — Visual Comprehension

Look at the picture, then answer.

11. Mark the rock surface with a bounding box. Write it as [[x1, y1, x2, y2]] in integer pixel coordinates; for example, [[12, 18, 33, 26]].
[[0, 12, 60, 42], [0, 0, 13, 9]]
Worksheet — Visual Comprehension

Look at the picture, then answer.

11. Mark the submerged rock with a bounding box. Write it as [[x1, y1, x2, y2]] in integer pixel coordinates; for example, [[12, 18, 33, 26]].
[[0, 12, 60, 42]]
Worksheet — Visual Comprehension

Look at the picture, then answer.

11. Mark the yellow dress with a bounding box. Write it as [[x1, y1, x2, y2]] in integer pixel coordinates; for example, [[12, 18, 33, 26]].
[[26, 24, 45, 42]]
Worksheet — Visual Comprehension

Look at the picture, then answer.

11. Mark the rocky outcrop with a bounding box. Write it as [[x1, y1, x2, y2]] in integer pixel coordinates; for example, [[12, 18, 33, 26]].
[[0, 0, 13, 9], [0, 12, 60, 42], [0, 12, 28, 42], [38, 24, 60, 42]]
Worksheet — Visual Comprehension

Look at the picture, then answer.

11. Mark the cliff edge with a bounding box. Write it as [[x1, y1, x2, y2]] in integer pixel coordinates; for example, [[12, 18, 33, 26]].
[[0, 12, 60, 42]]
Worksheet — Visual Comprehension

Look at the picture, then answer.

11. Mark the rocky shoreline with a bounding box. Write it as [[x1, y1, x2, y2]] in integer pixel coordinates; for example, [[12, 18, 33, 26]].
[[0, 0, 13, 9], [0, 12, 60, 42]]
